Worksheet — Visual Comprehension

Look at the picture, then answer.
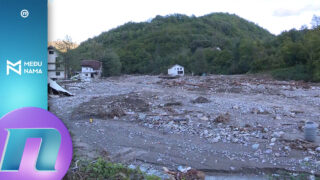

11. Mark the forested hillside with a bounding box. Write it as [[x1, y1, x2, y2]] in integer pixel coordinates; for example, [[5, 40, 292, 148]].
[[65, 13, 320, 81]]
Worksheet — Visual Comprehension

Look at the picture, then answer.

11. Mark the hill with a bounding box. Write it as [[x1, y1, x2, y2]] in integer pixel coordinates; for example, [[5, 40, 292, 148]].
[[66, 13, 320, 81], [67, 13, 274, 75]]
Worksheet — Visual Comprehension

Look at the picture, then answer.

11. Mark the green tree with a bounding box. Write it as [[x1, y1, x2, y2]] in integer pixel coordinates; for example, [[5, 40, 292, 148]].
[[101, 50, 122, 76], [190, 48, 208, 75]]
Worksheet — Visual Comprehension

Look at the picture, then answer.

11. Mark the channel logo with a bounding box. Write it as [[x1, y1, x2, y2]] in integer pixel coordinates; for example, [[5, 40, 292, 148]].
[[0, 108, 73, 180], [6, 60, 21, 75], [20, 9, 29, 18]]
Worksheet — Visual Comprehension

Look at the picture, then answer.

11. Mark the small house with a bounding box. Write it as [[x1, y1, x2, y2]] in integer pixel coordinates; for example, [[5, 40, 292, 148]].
[[168, 64, 184, 76], [81, 60, 102, 80]]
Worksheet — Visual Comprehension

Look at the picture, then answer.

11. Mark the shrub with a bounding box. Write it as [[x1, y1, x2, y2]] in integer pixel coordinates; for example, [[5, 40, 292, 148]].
[[271, 65, 312, 81], [64, 158, 161, 180]]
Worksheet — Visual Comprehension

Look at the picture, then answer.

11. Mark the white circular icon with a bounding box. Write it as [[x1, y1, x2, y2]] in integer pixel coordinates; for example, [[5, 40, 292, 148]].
[[21, 9, 29, 18]]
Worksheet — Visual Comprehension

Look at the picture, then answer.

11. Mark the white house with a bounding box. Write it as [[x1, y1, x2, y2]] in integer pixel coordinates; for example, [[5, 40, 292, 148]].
[[48, 46, 65, 80], [168, 64, 184, 76], [81, 60, 102, 80]]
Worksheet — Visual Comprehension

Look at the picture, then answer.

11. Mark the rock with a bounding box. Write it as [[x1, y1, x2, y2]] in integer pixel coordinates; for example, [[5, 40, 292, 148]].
[[153, 116, 161, 121], [128, 164, 136, 169], [272, 131, 284, 138], [191, 97, 210, 104], [214, 113, 230, 124], [200, 116, 209, 121], [271, 138, 277, 143], [251, 107, 270, 115], [210, 136, 221, 143], [252, 144, 260, 150], [284, 146, 291, 151], [232, 105, 239, 110], [139, 113, 146, 120], [178, 166, 191, 173], [173, 118, 188, 124], [315, 147, 320, 152], [308, 151, 316, 155], [274, 115, 281, 120], [140, 166, 148, 172], [108, 107, 126, 118], [163, 167, 205, 180], [164, 102, 182, 106], [304, 157, 311, 162], [275, 153, 280, 157], [265, 149, 272, 154]]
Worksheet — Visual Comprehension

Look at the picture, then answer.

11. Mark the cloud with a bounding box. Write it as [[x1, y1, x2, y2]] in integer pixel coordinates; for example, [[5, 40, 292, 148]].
[[273, 5, 320, 17]]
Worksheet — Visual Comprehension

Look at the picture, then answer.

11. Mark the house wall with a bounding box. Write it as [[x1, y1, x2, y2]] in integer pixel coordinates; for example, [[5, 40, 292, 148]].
[[82, 67, 94, 73], [168, 65, 184, 76], [48, 49, 65, 80], [48, 64, 56, 71], [48, 71, 65, 80], [48, 50, 58, 64], [168, 68, 177, 76]]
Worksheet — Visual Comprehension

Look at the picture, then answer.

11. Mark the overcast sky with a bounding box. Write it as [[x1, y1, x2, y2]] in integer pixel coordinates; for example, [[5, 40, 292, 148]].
[[48, 0, 320, 43]]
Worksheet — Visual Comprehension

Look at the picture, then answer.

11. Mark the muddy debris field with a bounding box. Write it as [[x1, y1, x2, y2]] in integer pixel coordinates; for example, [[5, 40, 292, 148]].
[[49, 75, 320, 178]]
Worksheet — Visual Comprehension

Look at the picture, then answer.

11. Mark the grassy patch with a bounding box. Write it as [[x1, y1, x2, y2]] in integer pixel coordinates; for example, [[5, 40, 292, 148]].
[[64, 158, 161, 180]]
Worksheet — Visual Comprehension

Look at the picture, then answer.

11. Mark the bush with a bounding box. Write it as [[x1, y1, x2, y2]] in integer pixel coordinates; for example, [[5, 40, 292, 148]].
[[271, 65, 312, 81], [64, 158, 161, 180]]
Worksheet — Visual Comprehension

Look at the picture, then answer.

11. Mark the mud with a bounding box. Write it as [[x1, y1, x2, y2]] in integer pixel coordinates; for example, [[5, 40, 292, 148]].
[[49, 75, 320, 178]]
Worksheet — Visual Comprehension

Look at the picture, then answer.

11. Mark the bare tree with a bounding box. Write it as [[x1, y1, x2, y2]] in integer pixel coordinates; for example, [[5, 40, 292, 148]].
[[55, 35, 77, 79], [311, 15, 320, 29]]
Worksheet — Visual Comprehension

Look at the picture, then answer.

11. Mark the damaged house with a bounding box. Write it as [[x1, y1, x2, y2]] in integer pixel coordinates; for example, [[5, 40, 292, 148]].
[[81, 60, 103, 80]]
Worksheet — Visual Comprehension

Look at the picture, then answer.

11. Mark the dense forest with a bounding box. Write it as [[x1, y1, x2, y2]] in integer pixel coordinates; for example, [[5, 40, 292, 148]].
[[63, 13, 320, 81]]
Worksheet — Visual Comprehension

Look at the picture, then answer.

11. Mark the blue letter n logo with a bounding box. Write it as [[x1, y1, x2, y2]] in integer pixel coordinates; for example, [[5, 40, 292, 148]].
[[0, 129, 61, 171]]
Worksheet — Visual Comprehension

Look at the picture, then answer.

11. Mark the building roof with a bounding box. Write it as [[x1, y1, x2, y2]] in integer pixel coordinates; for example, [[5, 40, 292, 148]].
[[48, 46, 55, 50], [81, 60, 102, 70], [169, 64, 184, 69]]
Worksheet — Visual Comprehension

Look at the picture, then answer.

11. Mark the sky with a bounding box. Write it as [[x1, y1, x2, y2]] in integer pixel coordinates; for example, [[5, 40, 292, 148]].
[[48, 0, 320, 44]]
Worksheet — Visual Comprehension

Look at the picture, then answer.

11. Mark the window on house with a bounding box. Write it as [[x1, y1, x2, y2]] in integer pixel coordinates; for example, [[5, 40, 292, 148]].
[[56, 64, 60, 68], [49, 51, 54, 54], [56, 72, 60, 76], [86, 74, 88, 76]]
